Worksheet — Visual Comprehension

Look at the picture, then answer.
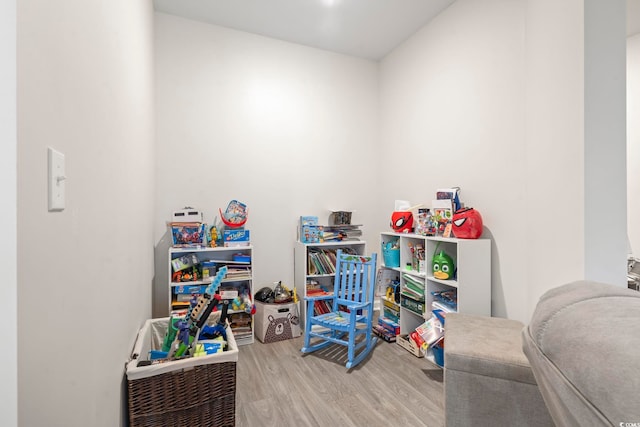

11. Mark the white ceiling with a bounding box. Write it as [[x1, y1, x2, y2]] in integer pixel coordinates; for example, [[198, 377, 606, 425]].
[[153, 0, 640, 61], [152, 0, 456, 60]]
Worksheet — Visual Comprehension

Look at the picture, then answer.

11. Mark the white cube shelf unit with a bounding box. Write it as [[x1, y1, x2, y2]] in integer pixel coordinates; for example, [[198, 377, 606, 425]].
[[379, 231, 491, 336]]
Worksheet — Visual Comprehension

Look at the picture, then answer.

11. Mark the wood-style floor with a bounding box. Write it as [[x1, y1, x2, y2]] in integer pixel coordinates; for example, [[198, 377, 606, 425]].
[[235, 334, 445, 427]]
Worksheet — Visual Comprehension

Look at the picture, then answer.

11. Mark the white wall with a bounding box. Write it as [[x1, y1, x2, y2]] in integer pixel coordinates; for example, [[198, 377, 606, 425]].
[[523, 0, 587, 318], [0, 0, 17, 425], [17, 1, 155, 426], [583, 0, 627, 283], [628, 34, 640, 256], [153, 13, 379, 316], [379, 0, 530, 319], [380, 0, 627, 322]]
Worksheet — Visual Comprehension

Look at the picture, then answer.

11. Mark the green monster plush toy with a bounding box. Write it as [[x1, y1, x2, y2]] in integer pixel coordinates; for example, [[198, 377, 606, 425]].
[[432, 250, 455, 280]]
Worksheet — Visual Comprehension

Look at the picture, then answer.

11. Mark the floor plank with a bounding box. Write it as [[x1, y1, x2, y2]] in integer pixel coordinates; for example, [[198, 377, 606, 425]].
[[236, 335, 445, 427]]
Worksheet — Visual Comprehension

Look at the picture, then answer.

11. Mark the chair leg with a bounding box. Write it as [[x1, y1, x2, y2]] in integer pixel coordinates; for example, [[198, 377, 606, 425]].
[[347, 330, 356, 367], [346, 332, 378, 369], [301, 302, 313, 353]]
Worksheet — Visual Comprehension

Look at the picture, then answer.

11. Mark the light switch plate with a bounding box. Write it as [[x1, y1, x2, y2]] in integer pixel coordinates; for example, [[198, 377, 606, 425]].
[[48, 147, 65, 211]]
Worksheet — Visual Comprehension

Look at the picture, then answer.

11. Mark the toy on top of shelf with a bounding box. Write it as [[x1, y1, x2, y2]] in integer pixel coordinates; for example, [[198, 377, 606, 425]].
[[391, 211, 413, 233], [171, 223, 205, 247], [171, 206, 206, 247], [209, 224, 219, 247], [172, 207, 203, 223], [390, 201, 423, 233], [436, 188, 462, 212], [416, 208, 437, 236], [219, 200, 248, 228], [300, 215, 321, 243], [452, 207, 484, 239], [329, 210, 352, 225]]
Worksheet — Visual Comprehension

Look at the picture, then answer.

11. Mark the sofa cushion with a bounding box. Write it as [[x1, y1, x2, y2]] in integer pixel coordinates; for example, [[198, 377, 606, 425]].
[[446, 313, 536, 385], [522, 280, 640, 426]]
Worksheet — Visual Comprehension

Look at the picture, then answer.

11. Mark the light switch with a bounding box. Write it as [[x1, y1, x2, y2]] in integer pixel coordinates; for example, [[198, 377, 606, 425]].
[[48, 147, 66, 211]]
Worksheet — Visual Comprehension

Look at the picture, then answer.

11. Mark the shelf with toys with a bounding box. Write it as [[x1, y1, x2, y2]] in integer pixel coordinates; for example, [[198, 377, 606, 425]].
[[294, 214, 367, 331], [377, 192, 491, 366], [168, 245, 255, 346], [168, 203, 255, 346]]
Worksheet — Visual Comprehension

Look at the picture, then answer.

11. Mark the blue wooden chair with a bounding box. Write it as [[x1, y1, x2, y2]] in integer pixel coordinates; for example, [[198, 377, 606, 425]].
[[301, 250, 378, 368]]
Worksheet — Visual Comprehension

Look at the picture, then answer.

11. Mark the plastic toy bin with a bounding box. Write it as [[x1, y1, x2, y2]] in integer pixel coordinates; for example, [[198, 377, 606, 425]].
[[126, 317, 238, 427], [382, 244, 400, 268], [432, 341, 445, 367]]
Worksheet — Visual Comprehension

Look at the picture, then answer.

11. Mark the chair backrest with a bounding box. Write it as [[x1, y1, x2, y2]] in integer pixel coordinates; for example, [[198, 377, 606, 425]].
[[333, 250, 378, 305]]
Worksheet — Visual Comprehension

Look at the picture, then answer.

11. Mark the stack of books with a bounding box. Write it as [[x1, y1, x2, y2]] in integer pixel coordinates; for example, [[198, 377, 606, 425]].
[[225, 265, 251, 280], [321, 224, 363, 242], [229, 312, 252, 340], [298, 215, 363, 243]]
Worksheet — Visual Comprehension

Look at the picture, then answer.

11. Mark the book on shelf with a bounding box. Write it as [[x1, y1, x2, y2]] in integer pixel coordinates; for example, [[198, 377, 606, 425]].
[[383, 306, 400, 323], [225, 266, 252, 280], [306, 280, 331, 295], [313, 299, 332, 315], [231, 329, 253, 339], [171, 300, 190, 310], [308, 249, 334, 275], [402, 273, 425, 295], [321, 225, 363, 242], [229, 312, 252, 329], [432, 300, 456, 313], [223, 241, 251, 247], [307, 246, 357, 275], [307, 288, 332, 297], [382, 297, 400, 310], [431, 289, 458, 311], [176, 293, 200, 302], [299, 215, 363, 243]]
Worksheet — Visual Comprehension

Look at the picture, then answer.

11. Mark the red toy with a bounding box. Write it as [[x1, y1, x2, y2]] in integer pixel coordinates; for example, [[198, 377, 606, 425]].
[[219, 200, 248, 228], [390, 211, 413, 233], [452, 207, 483, 239]]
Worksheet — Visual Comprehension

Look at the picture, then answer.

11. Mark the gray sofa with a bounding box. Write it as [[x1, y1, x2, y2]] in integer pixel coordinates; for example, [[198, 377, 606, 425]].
[[444, 281, 640, 427], [522, 281, 640, 426]]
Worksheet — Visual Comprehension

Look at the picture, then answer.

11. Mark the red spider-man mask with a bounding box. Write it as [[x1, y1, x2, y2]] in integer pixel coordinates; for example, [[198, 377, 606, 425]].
[[391, 211, 413, 233], [452, 207, 483, 239]]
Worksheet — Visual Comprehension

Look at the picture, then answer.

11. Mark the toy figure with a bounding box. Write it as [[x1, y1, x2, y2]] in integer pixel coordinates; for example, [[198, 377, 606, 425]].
[[432, 250, 455, 280], [452, 207, 484, 239], [170, 266, 228, 358], [209, 225, 218, 247], [219, 200, 248, 228], [390, 211, 413, 233]]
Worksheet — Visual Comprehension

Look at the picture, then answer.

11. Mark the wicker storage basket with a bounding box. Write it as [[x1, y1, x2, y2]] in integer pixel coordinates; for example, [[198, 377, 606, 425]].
[[126, 317, 238, 427]]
